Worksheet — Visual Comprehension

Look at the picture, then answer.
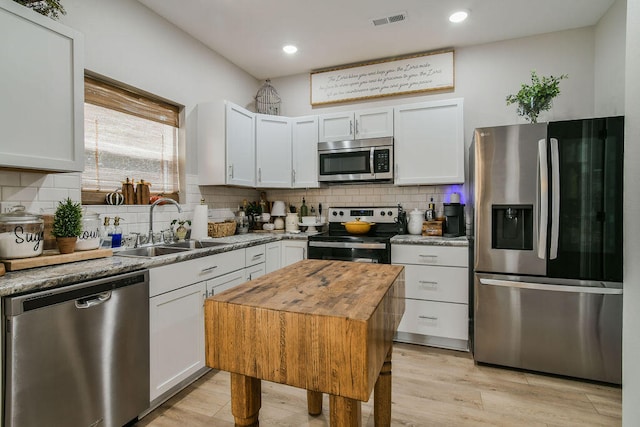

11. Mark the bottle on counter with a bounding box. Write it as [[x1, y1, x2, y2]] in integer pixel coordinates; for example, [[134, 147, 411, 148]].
[[101, 216, 112, 248], [425, 197, 436, 221], [300, 197, 309, 218], [111, 216, 123, 248]]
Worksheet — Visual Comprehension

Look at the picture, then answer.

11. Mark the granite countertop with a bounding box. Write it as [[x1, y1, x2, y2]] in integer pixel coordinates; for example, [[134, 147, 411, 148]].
[[390, 235, 469, 247], [0, 232, 312, 298], [1, 232, 467, 298]]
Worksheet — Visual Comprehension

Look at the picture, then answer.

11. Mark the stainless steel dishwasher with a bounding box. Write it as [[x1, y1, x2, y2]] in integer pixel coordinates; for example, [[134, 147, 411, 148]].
[[4, 270, 150, 427]]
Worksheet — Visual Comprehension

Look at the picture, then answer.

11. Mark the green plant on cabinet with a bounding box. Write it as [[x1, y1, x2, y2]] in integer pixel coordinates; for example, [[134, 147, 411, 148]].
[[506, 70, 568, 123]]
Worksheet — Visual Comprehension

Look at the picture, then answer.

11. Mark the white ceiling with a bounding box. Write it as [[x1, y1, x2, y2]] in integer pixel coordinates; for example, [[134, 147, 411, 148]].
[[137, 0, 615, 80]]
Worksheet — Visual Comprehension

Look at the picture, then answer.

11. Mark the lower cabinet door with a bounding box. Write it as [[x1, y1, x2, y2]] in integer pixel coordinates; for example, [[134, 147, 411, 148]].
[[149, 281, 207, 402], [246, 263, 266, 281], [398, 299, 468, 341]]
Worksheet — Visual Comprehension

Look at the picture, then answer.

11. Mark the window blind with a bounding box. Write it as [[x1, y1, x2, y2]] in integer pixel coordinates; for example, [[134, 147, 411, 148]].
[[82, 76, 180, 196]]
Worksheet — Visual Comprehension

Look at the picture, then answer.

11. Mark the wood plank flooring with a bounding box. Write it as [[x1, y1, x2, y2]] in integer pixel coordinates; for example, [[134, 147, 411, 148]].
[[136, 343, 621, 426]]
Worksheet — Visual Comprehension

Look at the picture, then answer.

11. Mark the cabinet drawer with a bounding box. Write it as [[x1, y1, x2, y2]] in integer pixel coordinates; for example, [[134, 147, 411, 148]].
[[392, 244, 468, 267], [398, 299, 468, 341], [403, 264, 468, 304], [245, 244, 266, 266], [150, 249, 245, 297], [208, 270, 247, 296]]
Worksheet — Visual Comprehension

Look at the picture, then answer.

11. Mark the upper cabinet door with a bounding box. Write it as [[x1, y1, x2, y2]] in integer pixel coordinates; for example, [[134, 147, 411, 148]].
[[292, 115, 319, 188], [256, 114, 292, 188], [0, 1, 84, 172], [318, 112, 354, 142], [394, 99, 465, 185], [226, 102, 255, 187], [354, 107, 393, 139]]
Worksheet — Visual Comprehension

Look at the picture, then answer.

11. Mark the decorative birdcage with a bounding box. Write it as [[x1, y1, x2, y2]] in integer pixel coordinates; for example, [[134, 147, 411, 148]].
[[255, 79, 281, 115]]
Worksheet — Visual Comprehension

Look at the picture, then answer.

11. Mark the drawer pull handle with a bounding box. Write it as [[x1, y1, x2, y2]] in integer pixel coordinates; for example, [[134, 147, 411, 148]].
[[252, 254, 264, 260], [418, 254, 438, 260], [418, 315, 438, 320], [418, 280, 438, 289], [201, 265, 218, 273]]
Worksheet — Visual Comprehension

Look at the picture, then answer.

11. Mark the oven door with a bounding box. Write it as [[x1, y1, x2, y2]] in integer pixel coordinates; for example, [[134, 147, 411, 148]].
[[307, 241, 390, 263]]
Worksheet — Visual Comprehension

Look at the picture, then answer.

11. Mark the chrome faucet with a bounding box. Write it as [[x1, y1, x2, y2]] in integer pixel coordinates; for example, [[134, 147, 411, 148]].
[[148, 198, 182, 244]]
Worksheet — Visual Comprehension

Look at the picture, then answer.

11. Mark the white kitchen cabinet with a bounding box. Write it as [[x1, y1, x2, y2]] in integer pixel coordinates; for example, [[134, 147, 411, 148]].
[[245, 263, 266, 281], [245, 244, 266, 266], [281, 240, 307, 267], [0, 1, 84, 172], [256, 114, 292, 188], [392, 244, 469, 351], [226, 102, 256, 187], [265, 241, 281, 273], [148, 249, 246, 405], [318, 107, 393, 142], [393, 99, 464, 185], [149, 281, 206, 402], [291, 115, 319, 188]]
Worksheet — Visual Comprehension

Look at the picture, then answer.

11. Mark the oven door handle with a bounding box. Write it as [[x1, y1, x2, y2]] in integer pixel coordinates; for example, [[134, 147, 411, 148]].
[[308, 241, 387, 250], [370, 147, 375, 177]]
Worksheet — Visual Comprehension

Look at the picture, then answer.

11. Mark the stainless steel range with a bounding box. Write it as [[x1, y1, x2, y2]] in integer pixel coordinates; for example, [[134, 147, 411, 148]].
[[307, 206, 401, 264]]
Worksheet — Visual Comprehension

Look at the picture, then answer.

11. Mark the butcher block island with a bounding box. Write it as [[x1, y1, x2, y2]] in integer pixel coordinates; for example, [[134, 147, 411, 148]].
[[205, 259, 405, 426]]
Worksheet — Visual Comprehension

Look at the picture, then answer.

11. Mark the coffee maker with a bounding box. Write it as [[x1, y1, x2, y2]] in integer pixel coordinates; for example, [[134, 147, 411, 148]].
[[443, 203, 465, 237]]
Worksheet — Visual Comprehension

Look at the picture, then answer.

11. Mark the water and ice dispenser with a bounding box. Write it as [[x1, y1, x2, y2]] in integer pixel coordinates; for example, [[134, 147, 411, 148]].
[[491, 205, 533, 250]]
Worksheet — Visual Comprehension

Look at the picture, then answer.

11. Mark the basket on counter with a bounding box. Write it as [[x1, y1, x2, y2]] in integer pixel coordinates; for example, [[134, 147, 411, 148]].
[[208, 220, 236, 238]]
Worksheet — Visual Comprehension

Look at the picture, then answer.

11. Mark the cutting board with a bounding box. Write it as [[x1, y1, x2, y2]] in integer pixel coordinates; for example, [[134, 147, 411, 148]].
[[1, 248, 113, 272]]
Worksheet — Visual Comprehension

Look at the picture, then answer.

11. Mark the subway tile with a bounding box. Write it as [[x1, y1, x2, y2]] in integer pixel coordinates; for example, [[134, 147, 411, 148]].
[[3, 186, 38, 202], [53, 173, 81, 189], [20, 172, 52, 188], [0, 171, 21, 186], [38, 187, 71, 203]]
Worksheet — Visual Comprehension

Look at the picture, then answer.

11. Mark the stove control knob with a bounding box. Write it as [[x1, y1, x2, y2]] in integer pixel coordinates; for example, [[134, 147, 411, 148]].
[[380, 211, 386, 216], [387, 210, 393, 216], [332, 211, 338, 216], [339, 211, 344, 216]]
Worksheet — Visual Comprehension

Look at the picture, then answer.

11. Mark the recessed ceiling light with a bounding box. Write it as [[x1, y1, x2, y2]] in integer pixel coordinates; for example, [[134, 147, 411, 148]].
[[282, 45, 298, 54], [449, 10, 469, 23]]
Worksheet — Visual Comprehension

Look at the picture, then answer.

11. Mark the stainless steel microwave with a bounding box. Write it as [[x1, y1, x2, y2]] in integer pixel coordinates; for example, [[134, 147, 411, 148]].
[[318, 137, 393, 183]]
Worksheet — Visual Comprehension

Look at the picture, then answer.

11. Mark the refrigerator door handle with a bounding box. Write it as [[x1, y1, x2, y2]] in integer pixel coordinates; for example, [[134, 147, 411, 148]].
[[537, 138, 549, 259], [549, 138, 560, 259], [479, 278, 622, 295]]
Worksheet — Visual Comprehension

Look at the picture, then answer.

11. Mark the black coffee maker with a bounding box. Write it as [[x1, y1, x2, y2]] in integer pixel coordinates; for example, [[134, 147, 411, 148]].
[[443, 203, 465, 237]]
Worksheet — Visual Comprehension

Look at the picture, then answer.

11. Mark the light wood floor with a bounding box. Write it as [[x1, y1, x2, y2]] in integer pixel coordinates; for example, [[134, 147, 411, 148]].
[[136, 343, 621, 426]]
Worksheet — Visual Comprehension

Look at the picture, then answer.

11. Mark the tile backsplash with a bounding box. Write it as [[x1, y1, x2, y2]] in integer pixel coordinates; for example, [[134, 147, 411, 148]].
[[1, 169, 467, 236]]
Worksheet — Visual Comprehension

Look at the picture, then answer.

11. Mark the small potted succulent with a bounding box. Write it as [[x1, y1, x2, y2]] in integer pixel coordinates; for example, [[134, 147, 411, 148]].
[[506, 70, 568, 123], [52, 198, 83, 254], [171, 219, 191, 241]]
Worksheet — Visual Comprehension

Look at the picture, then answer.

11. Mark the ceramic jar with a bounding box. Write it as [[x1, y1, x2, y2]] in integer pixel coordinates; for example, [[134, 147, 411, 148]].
[[285, 212, 299, 232], [407, 209, 424, 235]]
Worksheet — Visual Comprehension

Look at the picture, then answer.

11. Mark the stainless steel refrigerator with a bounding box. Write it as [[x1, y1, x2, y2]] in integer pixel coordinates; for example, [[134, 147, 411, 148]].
[[471, 117, 623, 384]]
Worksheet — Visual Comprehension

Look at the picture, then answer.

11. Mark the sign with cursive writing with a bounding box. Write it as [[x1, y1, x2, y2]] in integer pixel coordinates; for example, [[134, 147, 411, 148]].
[[310, 50, 454, 106]]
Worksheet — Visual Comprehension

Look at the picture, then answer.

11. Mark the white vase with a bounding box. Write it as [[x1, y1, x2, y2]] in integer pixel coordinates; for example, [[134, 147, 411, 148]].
[[407, 209, 424, 235]]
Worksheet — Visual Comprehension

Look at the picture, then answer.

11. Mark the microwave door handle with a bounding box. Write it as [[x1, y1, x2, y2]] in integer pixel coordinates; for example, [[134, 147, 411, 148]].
[[549, 138, 560, 259], [538, 138, 549, 260], [370, 147, 375, 177]]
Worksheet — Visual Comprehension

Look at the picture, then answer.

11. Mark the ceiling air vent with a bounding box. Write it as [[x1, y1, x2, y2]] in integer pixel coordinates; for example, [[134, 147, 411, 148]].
[[372, 11, 407, 26]]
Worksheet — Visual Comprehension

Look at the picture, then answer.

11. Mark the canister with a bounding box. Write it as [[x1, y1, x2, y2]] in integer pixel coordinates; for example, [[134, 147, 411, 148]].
[[76, 211, 102, 251], [0, 206, 44, 259]]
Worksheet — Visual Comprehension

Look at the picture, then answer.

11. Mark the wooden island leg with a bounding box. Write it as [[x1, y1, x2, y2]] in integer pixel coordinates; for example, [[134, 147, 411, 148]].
[[230, 373, 261, 427], [307, 390, 323, 415], [329, 395, 361, 427], [374, 347, 393, 426]]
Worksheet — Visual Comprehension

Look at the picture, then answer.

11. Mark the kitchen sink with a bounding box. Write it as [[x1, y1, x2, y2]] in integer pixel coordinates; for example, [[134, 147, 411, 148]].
[[116, 246, 192, 258], [164, 240, 229, 249]]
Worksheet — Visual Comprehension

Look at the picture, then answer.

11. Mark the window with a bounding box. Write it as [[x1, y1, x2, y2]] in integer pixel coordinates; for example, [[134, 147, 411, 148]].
[[82, 76, 180, 204]]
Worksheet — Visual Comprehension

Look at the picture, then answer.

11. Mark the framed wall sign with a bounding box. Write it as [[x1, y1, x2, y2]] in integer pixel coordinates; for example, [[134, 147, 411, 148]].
[[310, 49, 455, 106]]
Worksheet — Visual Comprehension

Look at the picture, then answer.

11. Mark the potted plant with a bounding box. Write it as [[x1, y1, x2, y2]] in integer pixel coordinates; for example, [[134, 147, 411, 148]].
[[13, 0, 66, 19], [171, 219, 191, 241], [506, 70, 568, 123], [52, 198, 83, 254]]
